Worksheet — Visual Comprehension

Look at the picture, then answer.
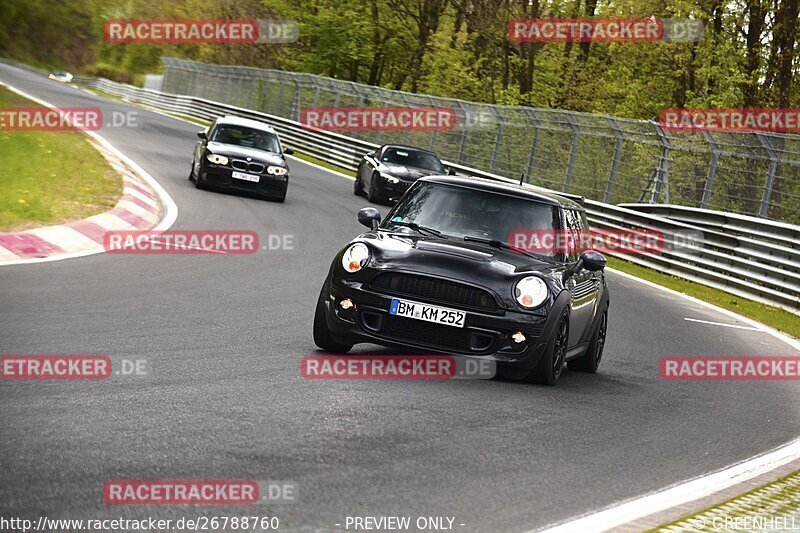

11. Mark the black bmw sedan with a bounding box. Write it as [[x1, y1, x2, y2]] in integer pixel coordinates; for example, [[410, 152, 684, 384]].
[[353, 145, 455, 204], [190, 116, 294, 202], [314, 176, 610, 385]]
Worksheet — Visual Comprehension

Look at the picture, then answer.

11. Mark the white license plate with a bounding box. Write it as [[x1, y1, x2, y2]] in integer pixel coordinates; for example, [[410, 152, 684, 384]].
[[389, 298, 465, 328], [232, 171, 260, 183]]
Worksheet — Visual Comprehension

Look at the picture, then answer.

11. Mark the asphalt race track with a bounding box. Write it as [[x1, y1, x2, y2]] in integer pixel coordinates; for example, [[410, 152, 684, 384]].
[[1, 61, 799, 532]]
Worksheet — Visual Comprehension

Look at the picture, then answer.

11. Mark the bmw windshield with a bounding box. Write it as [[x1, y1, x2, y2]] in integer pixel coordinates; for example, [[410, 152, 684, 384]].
[[210, 125, 281, 153]]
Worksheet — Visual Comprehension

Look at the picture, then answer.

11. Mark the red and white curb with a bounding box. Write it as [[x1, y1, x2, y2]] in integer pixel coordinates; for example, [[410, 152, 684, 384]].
[[0, 82, 177, 266]]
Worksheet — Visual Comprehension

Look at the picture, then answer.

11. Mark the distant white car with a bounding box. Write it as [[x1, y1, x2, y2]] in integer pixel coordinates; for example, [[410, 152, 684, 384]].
[[48, 71, 73, 83]]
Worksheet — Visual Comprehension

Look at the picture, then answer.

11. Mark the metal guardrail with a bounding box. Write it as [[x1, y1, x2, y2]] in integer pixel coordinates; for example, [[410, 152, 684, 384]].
[[158, 57, 800, 225], [69, 76, 800, 312]]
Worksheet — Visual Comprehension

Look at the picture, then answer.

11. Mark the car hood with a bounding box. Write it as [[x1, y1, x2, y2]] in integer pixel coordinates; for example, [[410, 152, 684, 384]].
[[354, 231, 563, 309], [207, 142, 285, 166], [378, 164, 439, 181]]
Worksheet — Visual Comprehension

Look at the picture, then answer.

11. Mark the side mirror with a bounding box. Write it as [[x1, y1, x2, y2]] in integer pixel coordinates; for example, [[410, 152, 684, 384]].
[[197, 130, 208, 140], [446, 166, 457, 176], [581, 250, 607, 272], [562, 250, 606, 283], [357, 207, 381, 230], [283, 147, 294, 155]]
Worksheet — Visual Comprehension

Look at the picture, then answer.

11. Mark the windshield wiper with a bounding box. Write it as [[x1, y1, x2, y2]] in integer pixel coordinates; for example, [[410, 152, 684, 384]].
[[390, 221, 448, 239], [463, 236, 552, 262]]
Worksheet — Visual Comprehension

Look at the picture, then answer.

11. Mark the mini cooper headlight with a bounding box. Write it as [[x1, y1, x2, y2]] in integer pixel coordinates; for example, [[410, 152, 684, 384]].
[[267, 166, 288, 176], [341, 243, 370, 273], [514, 276, 548, 309], [206, 154, 229, 165], [380, 172, 400, 184]]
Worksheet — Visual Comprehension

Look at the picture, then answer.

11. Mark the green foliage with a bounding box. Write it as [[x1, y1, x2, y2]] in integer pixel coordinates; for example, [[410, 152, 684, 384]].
[[1, 0, 797, 115]]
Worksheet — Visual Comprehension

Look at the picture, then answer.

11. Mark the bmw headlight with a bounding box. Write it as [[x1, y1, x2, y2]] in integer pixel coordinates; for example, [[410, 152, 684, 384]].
[[380, 172, 400, 184], [267, 166, 288, 176], [341, 243, 370, 273], [514, 276, 549, 308], [206, 154, 229, 165]]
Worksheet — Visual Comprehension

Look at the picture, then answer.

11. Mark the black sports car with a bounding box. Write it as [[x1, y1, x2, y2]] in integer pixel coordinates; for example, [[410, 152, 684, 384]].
[[314, 176, 610, 385], [190, 116, 294, 202], [353, 145, 455, 204]]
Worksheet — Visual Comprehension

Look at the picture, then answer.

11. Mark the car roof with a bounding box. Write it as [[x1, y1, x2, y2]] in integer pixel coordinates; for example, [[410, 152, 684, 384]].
[[419, 176, 584, 209], [216, 116, 277, 134]]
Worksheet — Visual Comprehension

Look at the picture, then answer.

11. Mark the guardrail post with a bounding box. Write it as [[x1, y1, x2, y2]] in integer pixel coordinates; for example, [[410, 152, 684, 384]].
[[309, 76, 320, 108], [564, 112, 580, 192], [427, 95, 438, 152], [605, 116, 624, 203], [373, 88, 385, 146], [651, 121, 671, 204], [756, 133, 779, 218], [275, 74, 287, 116], [352, 82, 368, 143], [524, 109, 541, 184], [700, 131, 719, 209], [399, 92, 412, 145], [488, 107, 504, 173], [456, 101, 469, 165], [288, 78, 299, 120]]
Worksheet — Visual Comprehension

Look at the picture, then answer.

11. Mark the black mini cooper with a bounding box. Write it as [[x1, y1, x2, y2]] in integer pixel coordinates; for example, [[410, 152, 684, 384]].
[[313, 176, 610, 385], [190, 116, 294, 202]]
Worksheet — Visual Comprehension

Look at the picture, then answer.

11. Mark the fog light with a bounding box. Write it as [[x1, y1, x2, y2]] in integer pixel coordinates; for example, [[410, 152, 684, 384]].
[[511, 331, 526, 344], [340, 299, 354, 310]]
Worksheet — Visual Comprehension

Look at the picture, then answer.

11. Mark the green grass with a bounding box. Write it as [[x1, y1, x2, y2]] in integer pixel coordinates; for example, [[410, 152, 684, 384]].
[[650, 468, 800, 532], [289, 151, 354, 175], [0, 86, 122, 231], [608, 256, 800, 338], [78, 86, 128, 104]]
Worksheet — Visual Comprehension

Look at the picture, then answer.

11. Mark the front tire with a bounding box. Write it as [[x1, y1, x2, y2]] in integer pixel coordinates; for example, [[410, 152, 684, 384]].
[[529, 311, 569, 385], [568, 305, 608, 373], [367, 173, 381, 204], [354, 174, 365, 196], [313, 289, 354, 353], [194, 167, 206, 189]]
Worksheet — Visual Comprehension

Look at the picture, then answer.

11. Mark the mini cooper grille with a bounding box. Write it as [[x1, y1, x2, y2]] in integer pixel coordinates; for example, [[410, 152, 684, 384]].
[[370, 273, 497, 311], [231, 160, 265, 174], [380, 315, 475, 351]]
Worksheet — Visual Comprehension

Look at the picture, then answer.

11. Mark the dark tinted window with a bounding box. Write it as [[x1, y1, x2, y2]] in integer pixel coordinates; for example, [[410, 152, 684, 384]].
[[381, 148, 444, 172], [384, 182, 560, 256], [210, 125, 281, 153], [564, 208, 588, 261]]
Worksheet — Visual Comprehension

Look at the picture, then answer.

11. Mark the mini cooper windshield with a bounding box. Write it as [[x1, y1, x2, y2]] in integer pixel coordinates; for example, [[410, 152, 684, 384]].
[[383, 182, 561, 259], [210, 125, 282, 153]]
